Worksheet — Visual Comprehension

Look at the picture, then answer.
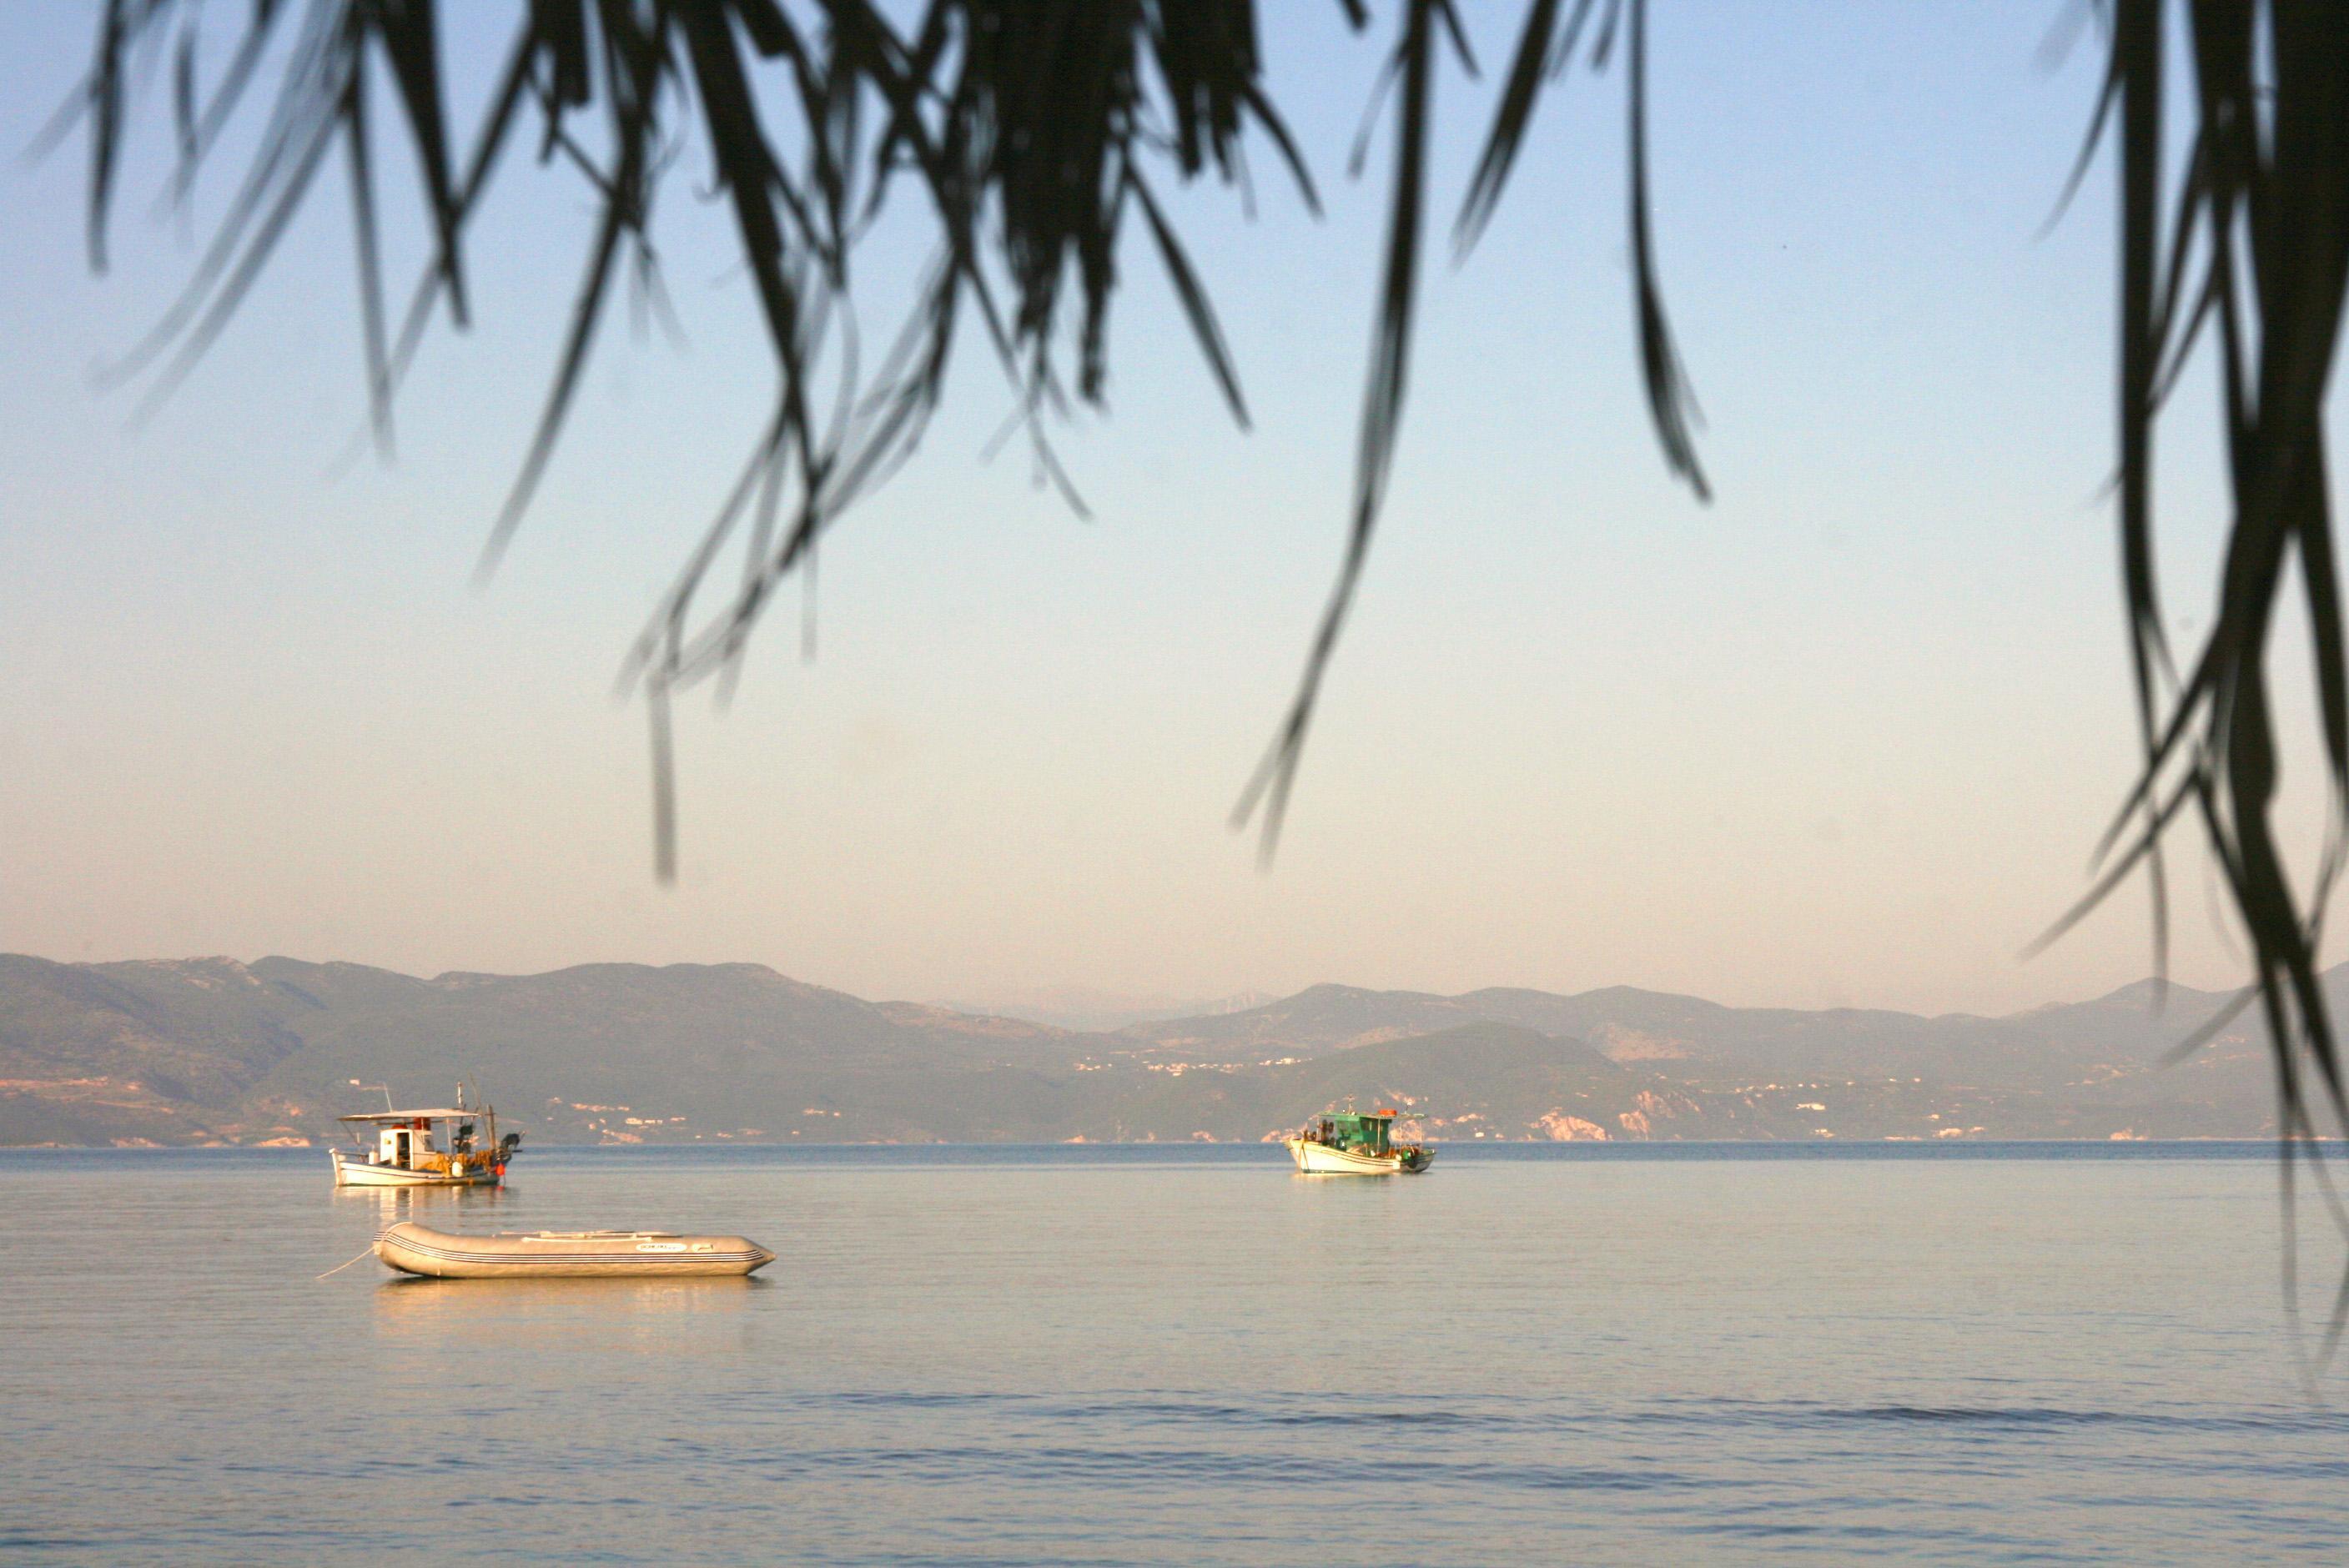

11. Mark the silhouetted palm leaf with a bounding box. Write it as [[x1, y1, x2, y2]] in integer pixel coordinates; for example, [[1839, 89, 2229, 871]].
[[2029, 3, 2349, 1299]]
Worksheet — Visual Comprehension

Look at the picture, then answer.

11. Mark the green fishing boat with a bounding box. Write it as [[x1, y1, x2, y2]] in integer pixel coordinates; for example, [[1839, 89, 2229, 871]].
[[1285, 1106, 1434, 1175]]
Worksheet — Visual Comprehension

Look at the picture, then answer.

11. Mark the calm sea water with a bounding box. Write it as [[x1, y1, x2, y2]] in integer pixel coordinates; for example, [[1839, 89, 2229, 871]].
[[3, 1143, 2344, 1564]]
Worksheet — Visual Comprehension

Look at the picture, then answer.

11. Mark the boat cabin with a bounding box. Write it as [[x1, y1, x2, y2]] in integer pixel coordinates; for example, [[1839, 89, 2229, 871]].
[[337, 1108, 509, 1173], [1313, 1109, 1401, 1153]]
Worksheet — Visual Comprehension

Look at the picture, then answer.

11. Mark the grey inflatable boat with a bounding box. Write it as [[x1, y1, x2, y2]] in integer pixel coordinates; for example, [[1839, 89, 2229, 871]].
[[375, 1221, 774, 1279]]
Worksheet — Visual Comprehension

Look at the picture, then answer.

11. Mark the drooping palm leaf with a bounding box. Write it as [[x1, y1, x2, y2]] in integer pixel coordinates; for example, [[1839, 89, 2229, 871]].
[[2046, 3, 2349, 1245]]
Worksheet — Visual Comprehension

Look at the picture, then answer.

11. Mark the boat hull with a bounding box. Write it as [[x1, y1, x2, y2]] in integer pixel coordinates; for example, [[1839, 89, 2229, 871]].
[[332, 1149, 501, 1188], [375, 1221, 776, 1279], [1285, 1138, 1433, 1175]]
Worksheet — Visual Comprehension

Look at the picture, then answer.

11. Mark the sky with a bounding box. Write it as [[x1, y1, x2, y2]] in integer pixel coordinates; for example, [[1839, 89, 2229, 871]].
[[0, 2, 2339, 1018]]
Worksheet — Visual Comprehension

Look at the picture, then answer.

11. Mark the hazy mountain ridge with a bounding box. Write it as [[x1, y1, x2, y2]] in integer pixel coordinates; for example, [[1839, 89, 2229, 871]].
[[931, 988, 1276, 1033], [0, 953, 2296, 1147], [1110, 976, 2256, 1088]]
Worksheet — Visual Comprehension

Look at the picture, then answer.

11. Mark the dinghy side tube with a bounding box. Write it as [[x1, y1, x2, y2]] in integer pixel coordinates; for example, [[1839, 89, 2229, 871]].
[[374, 1221, 775, 1279]]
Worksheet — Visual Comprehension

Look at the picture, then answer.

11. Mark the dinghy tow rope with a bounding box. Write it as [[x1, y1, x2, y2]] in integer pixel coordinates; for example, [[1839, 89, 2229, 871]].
[[316, 1236, 382, 1280]]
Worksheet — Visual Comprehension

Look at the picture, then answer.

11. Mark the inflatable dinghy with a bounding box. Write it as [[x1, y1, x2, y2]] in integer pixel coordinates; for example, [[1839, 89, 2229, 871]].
[[375, 1221, 774, 1279]]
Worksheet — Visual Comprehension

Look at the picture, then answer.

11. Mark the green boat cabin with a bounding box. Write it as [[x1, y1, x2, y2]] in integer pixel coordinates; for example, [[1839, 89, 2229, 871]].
[[1315, 1109, 1400, 1153]]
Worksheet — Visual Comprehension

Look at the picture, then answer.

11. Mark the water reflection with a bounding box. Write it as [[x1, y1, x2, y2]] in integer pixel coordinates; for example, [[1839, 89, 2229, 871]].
[[376, 1274, 759, 1313], [370, 1274, 764, 1354], [332, 1181, 511, 1223]]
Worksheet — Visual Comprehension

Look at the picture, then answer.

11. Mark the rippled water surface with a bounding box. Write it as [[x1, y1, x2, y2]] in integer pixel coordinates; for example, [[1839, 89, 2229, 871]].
[[3, 1143, 2343, 1563]]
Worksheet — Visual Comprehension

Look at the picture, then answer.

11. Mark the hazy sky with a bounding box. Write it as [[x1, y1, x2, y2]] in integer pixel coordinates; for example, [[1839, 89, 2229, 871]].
[[2, 3, 2340, 1017]]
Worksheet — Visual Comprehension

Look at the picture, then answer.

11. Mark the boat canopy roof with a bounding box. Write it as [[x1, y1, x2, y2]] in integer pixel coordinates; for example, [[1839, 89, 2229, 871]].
[[338, 1108, 480, 1123]]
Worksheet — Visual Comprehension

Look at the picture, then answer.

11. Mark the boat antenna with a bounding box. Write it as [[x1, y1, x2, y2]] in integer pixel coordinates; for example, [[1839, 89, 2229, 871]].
[[350, 1079, 394, 1113], [456, 1081, 467, 1112]]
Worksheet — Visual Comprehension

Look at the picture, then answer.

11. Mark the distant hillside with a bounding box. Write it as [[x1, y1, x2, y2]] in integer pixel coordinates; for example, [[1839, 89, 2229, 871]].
[[0, 953, 2298, 1147], [0, 955, 1076, 1147], [1114, 977, 2257, 1086], [931, 988, 1276, 1033]]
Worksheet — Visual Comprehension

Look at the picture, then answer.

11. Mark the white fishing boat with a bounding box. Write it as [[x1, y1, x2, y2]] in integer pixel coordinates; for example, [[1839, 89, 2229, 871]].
[[375, 1222, 774, 1279], [1285, 1106, 1434, 1175], [329, 1085, 521, 1188]]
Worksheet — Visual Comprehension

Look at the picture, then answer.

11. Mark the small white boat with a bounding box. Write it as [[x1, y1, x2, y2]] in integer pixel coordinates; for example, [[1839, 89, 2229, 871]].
[[375, 1222, 775, 1279], [1285, 1107, 1434, 1175], [330, 1087, 521, 1188]]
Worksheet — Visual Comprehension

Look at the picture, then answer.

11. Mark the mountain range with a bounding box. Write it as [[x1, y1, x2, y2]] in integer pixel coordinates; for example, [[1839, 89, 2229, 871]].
[[0, 952, 2298, 1147]]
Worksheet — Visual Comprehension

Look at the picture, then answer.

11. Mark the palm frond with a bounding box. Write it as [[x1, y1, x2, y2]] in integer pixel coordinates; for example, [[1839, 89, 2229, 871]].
[[2041, 3, 2349, 1335]]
